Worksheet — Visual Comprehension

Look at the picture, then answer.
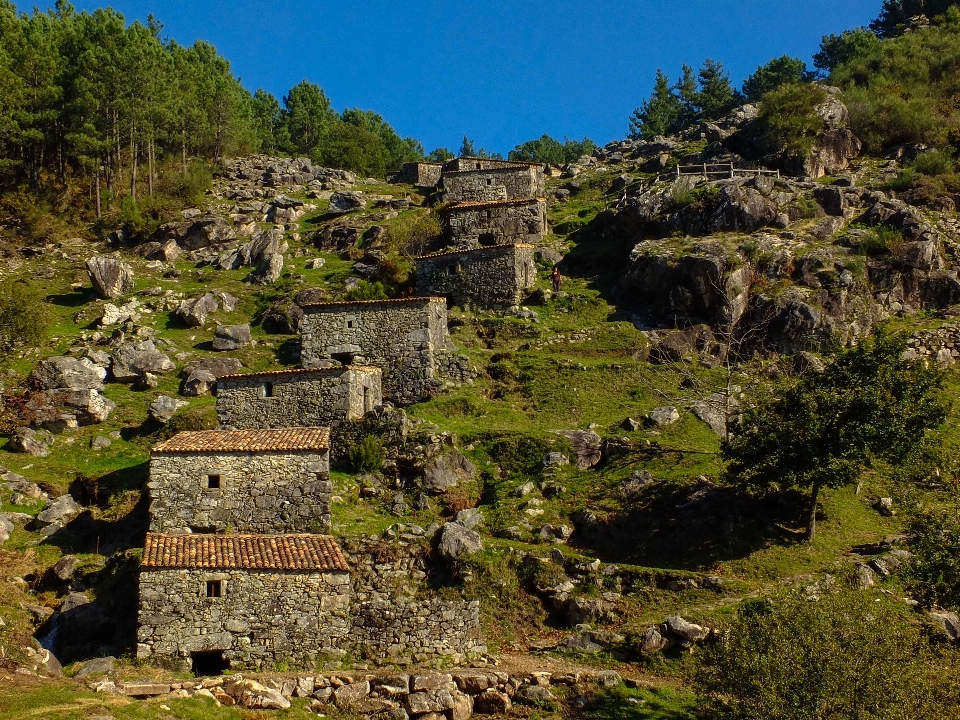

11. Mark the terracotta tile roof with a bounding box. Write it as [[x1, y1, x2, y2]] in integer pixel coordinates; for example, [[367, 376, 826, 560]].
[[217, 365, 381, 381], [142, 533, 348, 571], [447, 198, 546, 211], [416, 243, 535, 261], [153, 428, 330, 454], [405, 161, 443, 167], [299, 296, 446, 309]]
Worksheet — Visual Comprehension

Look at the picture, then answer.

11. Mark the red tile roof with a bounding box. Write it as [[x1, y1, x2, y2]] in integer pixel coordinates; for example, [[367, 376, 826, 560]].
[[298, 296, 446, 309], [217, 365, 381, 381], [153, 428, 330, 454], [142, 533, 348, 571], [416, 243, 535, 261], [453, 156, 544, 168], [443, 165, 538, 176]]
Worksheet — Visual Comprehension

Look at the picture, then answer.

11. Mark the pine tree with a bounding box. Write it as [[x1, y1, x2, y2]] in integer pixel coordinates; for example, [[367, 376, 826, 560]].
[[628, 70, 682, 139], [674, 64, 700, 128], [459, 136, 476, 157], [741, 56, 812, 102], [696, 58, 739, 121]]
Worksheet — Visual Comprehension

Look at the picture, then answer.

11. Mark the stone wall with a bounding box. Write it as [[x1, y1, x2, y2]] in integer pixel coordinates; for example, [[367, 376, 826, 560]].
[[216, 367, 382, 430], [446, 199, 547, 247], [393, 162, 443, 188], [299, 298, 451, 406], [340, 536, 485, 664], [137, 568, 350, 671], [352, 599, 484, 665], [148, 450, 331, 533], [414, 244, 537, 310], [442, 166, 545, 203]]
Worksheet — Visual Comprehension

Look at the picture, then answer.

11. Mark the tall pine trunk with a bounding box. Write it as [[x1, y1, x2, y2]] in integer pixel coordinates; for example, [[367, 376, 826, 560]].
[[95, 167, 101, 218], [130, 118, 137, 202]]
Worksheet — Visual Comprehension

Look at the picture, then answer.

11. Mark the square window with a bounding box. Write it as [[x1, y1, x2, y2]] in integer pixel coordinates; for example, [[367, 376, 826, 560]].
[[347, 320, 354, 329], [207, 474, 221, 490], [206, 580, 222, 598], [486, 178, 492, 185]]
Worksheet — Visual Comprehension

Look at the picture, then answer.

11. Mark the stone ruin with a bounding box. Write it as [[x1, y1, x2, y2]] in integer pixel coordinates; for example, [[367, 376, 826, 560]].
[[216, 365, 383, 431], [393, 161, 444, 188], [414, 243, 537, 310], [444, 198, 547, 248], [299, 296, 453, 405]]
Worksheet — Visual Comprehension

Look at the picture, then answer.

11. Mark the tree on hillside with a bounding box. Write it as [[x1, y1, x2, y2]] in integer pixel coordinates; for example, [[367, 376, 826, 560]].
[[871, 0, 960, 37], [427, 147, 453, 162], [693, 588, 949, 719], [628, 69, 683, 139], [741, 56, 812, 102], [279, 79, 336, 157], [508, 134, 597, 164], [251, 89, 280, 153], [629, 59, 740, 139], [696, 58, 740, 120], [812, 28, 880, 75], [723, 331, 947, 541], [458, 136, 476, 157]]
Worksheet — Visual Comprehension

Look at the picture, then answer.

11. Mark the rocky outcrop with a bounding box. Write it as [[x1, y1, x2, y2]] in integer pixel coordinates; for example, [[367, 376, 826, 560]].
[[176, 293, 219, 327], [110, 341, 175, 382], [30, 356, 105, 392], [86, 257, 134, 298]]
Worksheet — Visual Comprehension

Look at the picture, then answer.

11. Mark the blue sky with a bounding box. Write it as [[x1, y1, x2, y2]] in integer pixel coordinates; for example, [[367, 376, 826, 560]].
[[41, 1, 881, 154]]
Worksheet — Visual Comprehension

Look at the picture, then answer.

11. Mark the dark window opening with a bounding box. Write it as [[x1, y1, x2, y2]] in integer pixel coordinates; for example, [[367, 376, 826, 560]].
[[264, 382, 274, 398], [486, 178, 492, 185], [476, 162, 482, 169], [207, 474, 221, 489], [478, 233, 496, 246], [191, 651, 228, 676], [347, 320, 354, 328], [331, 352, 355, 366], [206, 580, 222, 598]]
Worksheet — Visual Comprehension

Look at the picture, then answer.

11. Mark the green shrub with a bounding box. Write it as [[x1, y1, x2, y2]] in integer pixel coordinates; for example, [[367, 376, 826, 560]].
[[387, 211, 442, 256], [348, 435, 384, 473], [833, 12, 960, 151], [693, 588, 949, 719], [344, 280, 387, 301], [158, 161, 214, 205], [913, 149, 956, 177], [907, 506, 960, 610], [855, 225, 905, 255], [887, 167, 918, 191], [0, 282, 46, 351], [758, 83, 829, 157], [165, 405, 218, 434]]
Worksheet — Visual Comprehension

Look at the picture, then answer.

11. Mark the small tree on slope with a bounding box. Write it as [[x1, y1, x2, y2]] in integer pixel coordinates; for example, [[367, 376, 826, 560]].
[[722, 331, 947, 542]]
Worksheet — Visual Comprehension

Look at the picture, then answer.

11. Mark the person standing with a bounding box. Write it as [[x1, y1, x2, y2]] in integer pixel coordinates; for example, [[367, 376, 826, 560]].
[[551, 265, 563, 292]]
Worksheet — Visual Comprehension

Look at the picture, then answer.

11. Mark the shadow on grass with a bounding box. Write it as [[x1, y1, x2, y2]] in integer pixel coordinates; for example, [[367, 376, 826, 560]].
[[573, 459, 810, 571], [47, 288, 95, 308]]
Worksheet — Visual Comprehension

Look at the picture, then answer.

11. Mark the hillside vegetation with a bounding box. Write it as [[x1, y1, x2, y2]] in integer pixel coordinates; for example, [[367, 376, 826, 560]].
[[6, 2, 960, 719]]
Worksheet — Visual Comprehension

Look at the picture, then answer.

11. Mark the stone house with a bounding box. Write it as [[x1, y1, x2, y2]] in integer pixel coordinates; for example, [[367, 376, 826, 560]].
[[442, 156, 544, 173], [414, 243, 537, 310], [392, 161, 443, 188], [137, 532, 350, 672], [148, 428, 333, 534], [445, 198, 547, 247], [299, 297, 451, 405], [216, 366, 382, 431], [441, 164, 545, 204]]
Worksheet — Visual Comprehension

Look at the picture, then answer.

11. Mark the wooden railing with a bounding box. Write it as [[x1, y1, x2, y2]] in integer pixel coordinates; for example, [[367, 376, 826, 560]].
[[659, 163, 780, 182]]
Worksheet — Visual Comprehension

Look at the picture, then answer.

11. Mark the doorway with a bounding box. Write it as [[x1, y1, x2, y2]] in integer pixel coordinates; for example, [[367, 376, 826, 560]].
[[191, 650, 228, 676]]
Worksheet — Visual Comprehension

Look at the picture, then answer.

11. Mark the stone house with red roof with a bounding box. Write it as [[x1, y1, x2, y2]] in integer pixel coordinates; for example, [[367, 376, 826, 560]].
[[137, 532, 351, 672]]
